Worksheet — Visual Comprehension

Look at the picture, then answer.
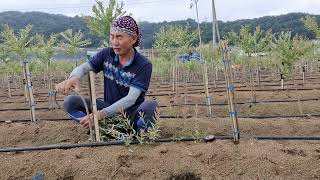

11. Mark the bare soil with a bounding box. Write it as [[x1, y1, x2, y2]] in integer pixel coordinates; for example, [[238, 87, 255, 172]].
[[0, 75, 319, 180]]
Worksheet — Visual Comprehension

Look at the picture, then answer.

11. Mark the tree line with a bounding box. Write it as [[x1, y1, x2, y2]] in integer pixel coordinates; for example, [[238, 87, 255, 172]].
[[0, 11, 319, 48]]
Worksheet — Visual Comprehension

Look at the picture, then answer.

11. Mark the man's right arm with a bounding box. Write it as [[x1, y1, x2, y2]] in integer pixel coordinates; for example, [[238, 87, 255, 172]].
[[55, 63, 92, 94], [55, 48, 108, 94], [69, 62, 93, 80]]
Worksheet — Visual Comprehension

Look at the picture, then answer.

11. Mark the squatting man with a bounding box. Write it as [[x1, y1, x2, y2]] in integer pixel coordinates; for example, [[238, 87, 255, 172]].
[[55, 16, 159, 134]]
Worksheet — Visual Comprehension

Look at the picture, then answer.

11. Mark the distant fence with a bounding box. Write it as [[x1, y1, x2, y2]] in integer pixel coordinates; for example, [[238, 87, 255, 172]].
[[138, 48, 161, 59]]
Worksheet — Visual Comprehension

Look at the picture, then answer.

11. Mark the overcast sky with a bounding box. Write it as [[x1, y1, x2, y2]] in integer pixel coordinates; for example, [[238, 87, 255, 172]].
[[0, 0, 319, 22]]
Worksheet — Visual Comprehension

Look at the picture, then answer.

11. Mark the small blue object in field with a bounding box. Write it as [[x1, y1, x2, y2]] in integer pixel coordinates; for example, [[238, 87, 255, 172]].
[[177, 54, 190, 61], [32, 171, 45, 180], [177, 53, 201, 63], [191, 53, 201, 60]]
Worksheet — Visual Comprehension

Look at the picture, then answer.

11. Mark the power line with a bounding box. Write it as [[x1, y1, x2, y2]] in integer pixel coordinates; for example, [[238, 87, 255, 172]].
[[0, 0, 183, 12]]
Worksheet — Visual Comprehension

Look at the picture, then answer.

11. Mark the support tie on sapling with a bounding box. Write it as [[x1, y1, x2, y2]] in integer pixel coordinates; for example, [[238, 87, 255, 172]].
[[47, 90, 61, 109]]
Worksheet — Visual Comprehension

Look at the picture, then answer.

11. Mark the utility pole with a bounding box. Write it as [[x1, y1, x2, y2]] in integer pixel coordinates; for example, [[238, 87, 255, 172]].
[[193, 0, 212, 117], [194, 0, 202, 45], [211, 0, 220, 45]]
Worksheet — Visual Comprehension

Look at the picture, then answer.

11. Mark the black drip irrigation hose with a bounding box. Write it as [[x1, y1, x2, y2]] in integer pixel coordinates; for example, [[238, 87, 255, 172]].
[[162, 98, 320, 107], [2, 113, 320, 123], [2, 96, 320, 106], [0, 82, 311, 98], [255, 136, 320, 140], [0, 107, 54, 111], [1, 136, 320, 153], [150, 76, 320, 88], [2, 86, 320, 98], [2, 97, 320, 111], [0, 136, 233, 153], [149, 82, 320, 94], [146, 87, 320, 97]]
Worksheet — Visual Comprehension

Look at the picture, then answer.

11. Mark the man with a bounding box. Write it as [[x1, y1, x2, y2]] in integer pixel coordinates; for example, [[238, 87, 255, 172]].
[[55, 16, 158, 134]]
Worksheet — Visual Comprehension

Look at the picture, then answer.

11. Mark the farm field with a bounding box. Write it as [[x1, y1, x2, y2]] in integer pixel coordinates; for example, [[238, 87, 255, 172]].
[[0, 70, 319, 180], [1, 1, 320, 179]]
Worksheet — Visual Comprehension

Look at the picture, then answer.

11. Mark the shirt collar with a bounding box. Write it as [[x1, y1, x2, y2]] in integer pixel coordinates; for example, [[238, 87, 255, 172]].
[[113, 48, 136, 68]]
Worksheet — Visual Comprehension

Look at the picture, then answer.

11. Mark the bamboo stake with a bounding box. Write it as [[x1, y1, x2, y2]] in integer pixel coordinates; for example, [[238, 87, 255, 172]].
[[6, 73, 11, 98], [215, 67, 219, 81], [281, 73, 284, 90], [88, 71, 101, 142], [171, 64, 175, 92], [183, 66, 188, 104], [22, 65, 28, 103], [0, 76, 4, 87], [257, 65, 261, 87], [48, 79, 57, 109], [222, 42, 240, 144], [203, 64, 212, 117], [23, 61, 36, 122], [302, 66, 305, 86], [249, 68, 257, 103], [13, 74, 17, 91], [175, 58, 178, 91], [193, 0, 212, 117]]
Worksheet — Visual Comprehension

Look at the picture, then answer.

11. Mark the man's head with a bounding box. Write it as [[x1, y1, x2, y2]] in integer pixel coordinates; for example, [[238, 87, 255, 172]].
[[110, 16, 141, 56]]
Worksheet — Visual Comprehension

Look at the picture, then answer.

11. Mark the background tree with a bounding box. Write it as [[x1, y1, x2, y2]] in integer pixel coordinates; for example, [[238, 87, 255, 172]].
[[0, 24, 36, 101], [0, 11, 319, 48], [273, 31, 313, 78], [83, 0, 127, 47], [34, 33, 58, 91], [303, 15, 320, 65], [60, 29, 91, 66], [0, 24, 34, 62], [34, 34, 57, 72], [303, 16, 320, 39], [154, 25, 197, 60]]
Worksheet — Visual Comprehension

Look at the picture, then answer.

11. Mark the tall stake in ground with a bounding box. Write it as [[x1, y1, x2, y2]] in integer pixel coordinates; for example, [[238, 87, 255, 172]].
[[88, 71, 101, 142], [222, 42, 240, 144], [23, 61, 36, 122], [193, 0, 212, 117]]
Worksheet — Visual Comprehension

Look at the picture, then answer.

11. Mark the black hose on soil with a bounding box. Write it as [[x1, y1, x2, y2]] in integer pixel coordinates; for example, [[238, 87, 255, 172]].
[[0, 136, 233, 153], [255, 136, 320, 140], [1, 136, 319, 153]]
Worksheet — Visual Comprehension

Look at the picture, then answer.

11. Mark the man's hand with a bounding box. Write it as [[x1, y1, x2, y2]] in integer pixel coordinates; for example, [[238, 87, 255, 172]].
[[55, 76, 81, 95], [79, 111, 105, 128]]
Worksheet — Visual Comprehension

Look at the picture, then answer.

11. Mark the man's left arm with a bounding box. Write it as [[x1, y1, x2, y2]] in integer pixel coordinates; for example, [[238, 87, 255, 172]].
[[80, 63, 152, 127], [102, 63, 152, 117], [101, 86, 141, 117]]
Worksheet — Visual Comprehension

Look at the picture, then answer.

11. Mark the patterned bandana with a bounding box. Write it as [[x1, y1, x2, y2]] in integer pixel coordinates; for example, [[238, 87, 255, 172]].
[[111, 16, 142, 47]]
